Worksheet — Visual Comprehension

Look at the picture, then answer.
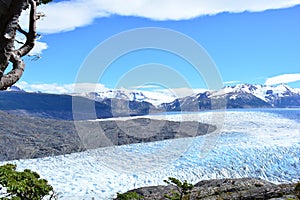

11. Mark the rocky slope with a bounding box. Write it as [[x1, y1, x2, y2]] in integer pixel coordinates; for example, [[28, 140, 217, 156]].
[[0, 91, 158, 120], [0, 110, 216, 161], [118, 178, 300, 200]]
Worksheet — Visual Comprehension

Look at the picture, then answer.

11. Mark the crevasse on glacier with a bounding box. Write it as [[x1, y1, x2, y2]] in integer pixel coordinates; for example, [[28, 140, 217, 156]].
[[1, 109, 299, 199]]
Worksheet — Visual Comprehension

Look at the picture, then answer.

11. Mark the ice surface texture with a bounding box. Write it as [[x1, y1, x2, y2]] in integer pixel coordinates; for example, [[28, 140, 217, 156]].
[[1, 109, 299, 199]]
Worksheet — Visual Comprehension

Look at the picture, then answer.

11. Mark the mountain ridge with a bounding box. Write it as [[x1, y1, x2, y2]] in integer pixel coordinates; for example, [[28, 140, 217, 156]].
[[162, 83, 300, 112], [77, 83, 300, 107], [1, 83, 299, 120]]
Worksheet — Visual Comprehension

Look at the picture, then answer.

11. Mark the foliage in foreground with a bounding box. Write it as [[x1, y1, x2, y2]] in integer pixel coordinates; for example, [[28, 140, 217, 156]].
[[116, 191, 144, 200], [0, 164, 56, 200], [164, 177, 194, 200], [295, 182, 300, 198]]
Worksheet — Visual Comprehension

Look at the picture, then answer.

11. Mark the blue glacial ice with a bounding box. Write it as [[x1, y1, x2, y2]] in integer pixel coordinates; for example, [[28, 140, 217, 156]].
[[1, 109, 300, 199]]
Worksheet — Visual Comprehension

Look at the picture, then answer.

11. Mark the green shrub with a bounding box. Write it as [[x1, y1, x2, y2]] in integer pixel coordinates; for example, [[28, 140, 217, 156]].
[[295, 182, 300, 198], [0, 164, 56, 200], [163, 177, 194, 200], [116, 191, 144, 200]]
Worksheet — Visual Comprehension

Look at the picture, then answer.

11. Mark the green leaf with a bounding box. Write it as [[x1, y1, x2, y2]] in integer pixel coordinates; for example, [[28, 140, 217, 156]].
[[0, 164, 55, 200]]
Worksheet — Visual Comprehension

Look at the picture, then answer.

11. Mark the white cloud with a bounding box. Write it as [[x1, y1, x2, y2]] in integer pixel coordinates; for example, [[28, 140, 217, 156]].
[[15, 33, 48, 55], [129, 84, 162, 90], [16, 81, 108, 94], [15, 81, 210, 97], [155, 87, 208, 98], [223, 80, 240, 85], [29, 41, 48, 55], [19, 0, 300, 34], [265, 74, 300, 85], [94, 0, 300, 20]]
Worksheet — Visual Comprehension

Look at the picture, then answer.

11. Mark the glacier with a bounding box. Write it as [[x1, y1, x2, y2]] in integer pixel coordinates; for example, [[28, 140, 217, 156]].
[[1, 109, 300, 199]]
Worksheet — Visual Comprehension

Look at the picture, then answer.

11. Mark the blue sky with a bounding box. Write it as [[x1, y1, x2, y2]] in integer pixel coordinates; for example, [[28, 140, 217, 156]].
[[16, 0, 300, 93]]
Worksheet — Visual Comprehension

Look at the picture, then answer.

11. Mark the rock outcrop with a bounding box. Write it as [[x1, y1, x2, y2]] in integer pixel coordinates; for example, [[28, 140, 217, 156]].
[[0, 111, 216, 161], [118, 178, 299, 200]]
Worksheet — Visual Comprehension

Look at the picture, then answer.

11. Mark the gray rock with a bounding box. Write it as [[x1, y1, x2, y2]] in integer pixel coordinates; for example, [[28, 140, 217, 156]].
[[120, 178, 299, 200], [0, 111, 216, 161]]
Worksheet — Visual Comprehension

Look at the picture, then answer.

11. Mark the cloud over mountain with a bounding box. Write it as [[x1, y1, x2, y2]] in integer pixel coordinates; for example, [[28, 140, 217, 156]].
[[265, 74, 300, 85], [15, 81, 108, 94]]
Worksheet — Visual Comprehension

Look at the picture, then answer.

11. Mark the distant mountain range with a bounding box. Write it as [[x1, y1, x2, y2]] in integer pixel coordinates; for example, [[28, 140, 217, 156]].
[[75, 89, 178, 106], [1, 84, 299, 120], [162, 84, 300, 112], [0, 89, 157, 120]]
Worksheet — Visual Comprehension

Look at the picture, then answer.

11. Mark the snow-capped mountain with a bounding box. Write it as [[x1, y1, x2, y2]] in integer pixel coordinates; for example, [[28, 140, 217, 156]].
[[1, 83, 299, 120], [162, 84, 300, 111], [78, 89, 178, 106], [7, 85, 25, 92], [219, 83, 299, 102], [216, 83, 300, 107], [77, 84, 300, 110]]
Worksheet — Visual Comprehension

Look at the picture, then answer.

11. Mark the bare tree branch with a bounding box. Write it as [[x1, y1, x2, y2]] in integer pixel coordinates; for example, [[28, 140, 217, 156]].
[[17, 24, 29, 37], [0, 52, 25, 90], [0, 0, 37, 90], [0, 0, 25, 87], [15, 0, 37, 57], [36, 11, 46, 20]]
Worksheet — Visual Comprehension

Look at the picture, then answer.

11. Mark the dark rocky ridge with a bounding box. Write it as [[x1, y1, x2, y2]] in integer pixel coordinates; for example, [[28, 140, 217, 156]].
[[1, 84, 300, 122], [0, 91, 159, 120], [118, 178, 299, 200], [0, 110, 216, 161]]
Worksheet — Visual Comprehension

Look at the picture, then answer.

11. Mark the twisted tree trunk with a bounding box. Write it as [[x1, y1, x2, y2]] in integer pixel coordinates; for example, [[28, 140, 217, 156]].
[[0, 0, 37, 90]]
